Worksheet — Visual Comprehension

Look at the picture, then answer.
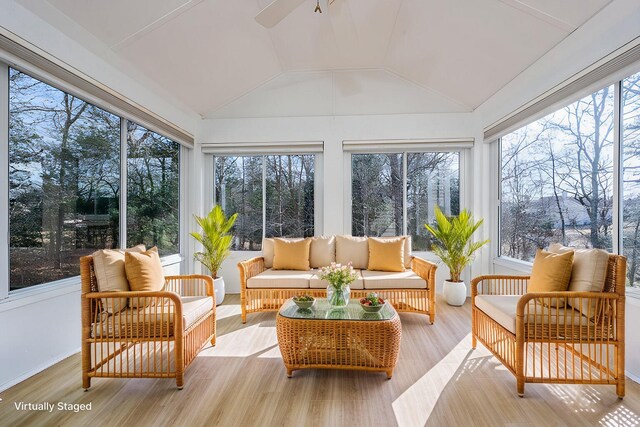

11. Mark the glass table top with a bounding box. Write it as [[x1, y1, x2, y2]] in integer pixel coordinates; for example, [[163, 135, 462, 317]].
[[278, 298, 397, 321]]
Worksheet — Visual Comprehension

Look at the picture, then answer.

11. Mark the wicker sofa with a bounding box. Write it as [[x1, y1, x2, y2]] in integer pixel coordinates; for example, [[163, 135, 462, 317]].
[[237, 235, 437, 324]]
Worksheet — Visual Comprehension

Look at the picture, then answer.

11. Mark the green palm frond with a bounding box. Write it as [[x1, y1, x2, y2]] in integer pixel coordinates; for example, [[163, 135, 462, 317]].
[[191, 205, 238, 278], [425, 205, 489, 282]]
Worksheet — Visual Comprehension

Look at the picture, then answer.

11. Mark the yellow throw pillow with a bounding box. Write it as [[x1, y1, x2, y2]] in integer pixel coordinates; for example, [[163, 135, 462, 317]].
[[125, 247, 165, 308], [367, 237, 406, 272], [528, 249, 574, 307], [272, 238, 312, 270]]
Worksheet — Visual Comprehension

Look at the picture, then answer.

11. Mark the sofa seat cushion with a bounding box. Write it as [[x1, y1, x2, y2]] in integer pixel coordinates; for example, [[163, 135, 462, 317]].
[[362, 269, 426, 289], [93, 296, 213, 337], [246, 269, 313, 289], [309, 269, 364, 289], [474, 295, 592, 335]]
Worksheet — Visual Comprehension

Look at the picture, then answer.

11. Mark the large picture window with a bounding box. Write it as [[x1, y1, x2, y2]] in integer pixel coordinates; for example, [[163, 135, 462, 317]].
[[9, 69, 120, 290], [7, 67, 183, 291], [500, 86, 615, 262], [351, 152, 460, 251], [214, 154, 315, 250]]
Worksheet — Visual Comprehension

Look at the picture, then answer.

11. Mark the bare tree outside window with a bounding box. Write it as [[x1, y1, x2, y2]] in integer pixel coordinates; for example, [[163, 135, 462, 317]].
[[126, 123, 180, 256], [352, 152, 460, 250], [500, 85, 615, 262], [622, 72, 640, 287], [214, 154, 315, 250], [9, 69, 120, 290], [215, 156, 263, 250]]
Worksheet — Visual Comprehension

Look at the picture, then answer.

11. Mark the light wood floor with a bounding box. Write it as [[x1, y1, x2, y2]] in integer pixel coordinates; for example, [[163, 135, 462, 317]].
[[3, 294, 640, 427]]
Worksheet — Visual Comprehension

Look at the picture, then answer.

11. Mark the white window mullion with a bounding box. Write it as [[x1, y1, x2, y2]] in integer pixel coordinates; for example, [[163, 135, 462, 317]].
[[0, 63, 9, 299], [119, 119, 128, 249]]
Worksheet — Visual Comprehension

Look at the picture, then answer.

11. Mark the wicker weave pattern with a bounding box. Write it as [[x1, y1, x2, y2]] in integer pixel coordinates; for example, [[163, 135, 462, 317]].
[[81, 256, 216, 390], [276, 301, 402, 378], [471, 255, 626, 397], [238, 256, 437, 324]]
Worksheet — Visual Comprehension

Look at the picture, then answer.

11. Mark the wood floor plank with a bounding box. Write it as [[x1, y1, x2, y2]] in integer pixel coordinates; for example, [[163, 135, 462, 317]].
[[2, 294, 640, 427]]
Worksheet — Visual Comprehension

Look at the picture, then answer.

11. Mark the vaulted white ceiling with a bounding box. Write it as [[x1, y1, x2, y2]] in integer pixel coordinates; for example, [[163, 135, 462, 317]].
[[28, 0, 612, 118]]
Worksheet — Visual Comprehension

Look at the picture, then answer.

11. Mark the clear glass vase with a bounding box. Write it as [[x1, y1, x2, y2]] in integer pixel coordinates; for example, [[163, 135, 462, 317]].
[[327, 283, 351, 307]]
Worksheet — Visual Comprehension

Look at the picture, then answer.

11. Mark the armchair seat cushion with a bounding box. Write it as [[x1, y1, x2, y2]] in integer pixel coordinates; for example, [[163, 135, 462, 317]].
[[92, 295, 213, 337], [475, 295, 592, 335], [309, 269, 365, 289], [362, 269, 427, 289], [246, 269, 313, 288]]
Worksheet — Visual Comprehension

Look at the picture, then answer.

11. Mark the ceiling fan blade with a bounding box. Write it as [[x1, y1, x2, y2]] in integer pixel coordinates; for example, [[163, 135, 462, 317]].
[[255, 0, 306, 28]]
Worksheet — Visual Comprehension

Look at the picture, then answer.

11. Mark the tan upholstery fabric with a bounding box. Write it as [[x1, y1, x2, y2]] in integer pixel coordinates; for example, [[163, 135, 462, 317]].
[[335, 235, 369, 269], [475, 295, 592, 335], [309, 269, 364, 289], [125, 247, 165, 308], [273, 238, 312, 270], [362, 269, 427, 289], [246, 269, 313, 288], [262, 237, 303, 268], [92, 244, 145, 313], [92, 295, 213, 338], [548, 243, 609, 317], [309, 236, 336, 268], [379, 235, 412, 268], [528, 249, 574, 307], [368, 237, 405, 272]]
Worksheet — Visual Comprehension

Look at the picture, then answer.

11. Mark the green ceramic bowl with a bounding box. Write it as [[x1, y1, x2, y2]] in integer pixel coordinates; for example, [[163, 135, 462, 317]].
[[360, 301, 385, 313], [293, 298, 315, 309]]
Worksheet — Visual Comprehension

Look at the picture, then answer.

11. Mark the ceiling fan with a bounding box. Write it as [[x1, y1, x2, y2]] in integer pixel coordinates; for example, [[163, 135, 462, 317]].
[[255, 0, 336, 28]]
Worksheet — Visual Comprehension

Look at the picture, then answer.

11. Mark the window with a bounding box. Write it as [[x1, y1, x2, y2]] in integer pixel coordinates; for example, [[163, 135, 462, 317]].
[[6, 67, 184, 292], [500, 86, 615, 262], [214, 154, 316, 250], [9, 68, 120, 290], [623, 71, 640, 287], [351, 152, 460, 250], [126, 122, 180, 256]]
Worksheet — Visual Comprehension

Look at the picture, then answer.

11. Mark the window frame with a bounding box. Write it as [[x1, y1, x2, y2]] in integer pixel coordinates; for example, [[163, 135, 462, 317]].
[[1, 62, 185, 299], [209, 152, 323, 249], [344, 148, 468, 240]]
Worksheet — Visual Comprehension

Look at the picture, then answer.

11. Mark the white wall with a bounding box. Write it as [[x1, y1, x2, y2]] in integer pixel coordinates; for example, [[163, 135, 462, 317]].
[[195, 112, 486, 294]]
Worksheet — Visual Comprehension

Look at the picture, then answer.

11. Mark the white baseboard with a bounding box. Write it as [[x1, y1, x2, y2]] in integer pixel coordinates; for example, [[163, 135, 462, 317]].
[[627, 370, 640, 385], [0, 347, 80, 393]]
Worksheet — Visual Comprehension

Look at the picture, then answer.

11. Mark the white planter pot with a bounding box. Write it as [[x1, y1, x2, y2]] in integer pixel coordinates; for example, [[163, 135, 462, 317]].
[[443, 280, 467, 306], [213, 277, 225, 306]]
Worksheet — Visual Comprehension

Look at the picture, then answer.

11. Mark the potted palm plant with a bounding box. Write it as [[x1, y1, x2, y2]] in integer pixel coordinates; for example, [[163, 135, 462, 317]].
[[191, 205, 237, 305], [425, 206, 489, 306]]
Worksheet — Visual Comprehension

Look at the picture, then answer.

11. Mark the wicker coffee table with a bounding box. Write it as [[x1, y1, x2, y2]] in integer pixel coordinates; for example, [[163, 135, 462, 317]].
[[276, 298, 402, 378]]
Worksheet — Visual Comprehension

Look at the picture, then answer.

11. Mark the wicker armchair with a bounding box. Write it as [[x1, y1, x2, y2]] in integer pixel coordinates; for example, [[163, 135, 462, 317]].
[[80, 255, 216, 390], [471, 254, 626, 398]]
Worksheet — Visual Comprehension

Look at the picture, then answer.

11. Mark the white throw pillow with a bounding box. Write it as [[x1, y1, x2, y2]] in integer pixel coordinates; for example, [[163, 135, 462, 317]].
[[548, 243, 609, 318], [309, 236, 336, 268], [335, 235, 369, 269]]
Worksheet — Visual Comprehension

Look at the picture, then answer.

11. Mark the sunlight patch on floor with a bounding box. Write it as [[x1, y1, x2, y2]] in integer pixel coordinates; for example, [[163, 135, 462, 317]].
[[257, 345, 283, 359], [215, 303, 242, 321], [392, 334, 491, 427], [599, 405, 640, 426], [199, 323, 278, 357]]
